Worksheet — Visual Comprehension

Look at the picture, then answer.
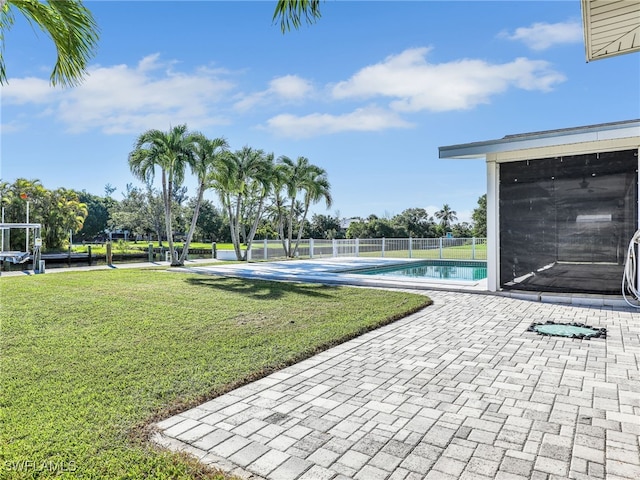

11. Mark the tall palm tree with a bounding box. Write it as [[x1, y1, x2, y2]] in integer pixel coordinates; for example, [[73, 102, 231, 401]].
[[269, 163, 288, 251], [292, 162, 331, 255], [275, 156, 331, 257], [435, 203, 458, 232], [274, 155, 305, 256], [212, 147, 274, 261], [128, 125, 195, 266], [1, 0, 99, 86], [178, 133, 229, 265]]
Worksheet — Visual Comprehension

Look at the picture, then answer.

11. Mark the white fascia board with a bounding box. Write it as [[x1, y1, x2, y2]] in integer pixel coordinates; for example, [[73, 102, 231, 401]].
[[439, 122, 640, 160], [493, 136, 640, 163]]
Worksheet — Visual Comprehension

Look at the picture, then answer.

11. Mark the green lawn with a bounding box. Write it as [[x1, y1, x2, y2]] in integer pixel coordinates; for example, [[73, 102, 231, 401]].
[[71, 241, 486, 262], [71, 241, 225, 255], [1, 269, 430, 479], [356, 243, 487, 260]]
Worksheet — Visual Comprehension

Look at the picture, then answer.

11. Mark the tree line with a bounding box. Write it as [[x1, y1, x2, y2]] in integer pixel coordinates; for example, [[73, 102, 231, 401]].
[[0, 179, 87, 250], [345, 199, 486, 240], [1, 176, 486, 264]]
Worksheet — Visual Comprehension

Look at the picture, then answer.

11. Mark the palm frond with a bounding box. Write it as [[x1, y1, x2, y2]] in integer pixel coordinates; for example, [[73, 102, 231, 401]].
[[273, 0, 322, 33], [5, 0, 98, 86]]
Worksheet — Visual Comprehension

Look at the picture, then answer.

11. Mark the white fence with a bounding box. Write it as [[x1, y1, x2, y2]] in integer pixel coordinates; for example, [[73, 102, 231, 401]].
[[245, 237, 487, 261]]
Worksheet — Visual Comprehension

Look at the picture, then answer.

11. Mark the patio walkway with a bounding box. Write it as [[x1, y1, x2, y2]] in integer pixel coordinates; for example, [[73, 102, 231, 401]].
[[153, 290, 640, 480]]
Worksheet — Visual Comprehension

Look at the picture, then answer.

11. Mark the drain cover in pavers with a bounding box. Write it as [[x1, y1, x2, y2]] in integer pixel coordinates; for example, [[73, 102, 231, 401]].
[[527, 320, 606, 339], [263, 412, 290, 425]]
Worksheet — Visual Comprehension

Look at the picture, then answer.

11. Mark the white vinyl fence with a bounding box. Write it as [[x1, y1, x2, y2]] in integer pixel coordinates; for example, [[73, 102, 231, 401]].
[[245, 237, 487, 261]]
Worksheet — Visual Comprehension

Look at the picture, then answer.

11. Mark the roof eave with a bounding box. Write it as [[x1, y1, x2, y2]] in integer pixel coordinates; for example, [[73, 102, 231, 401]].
[[439, 120, 640, 160]]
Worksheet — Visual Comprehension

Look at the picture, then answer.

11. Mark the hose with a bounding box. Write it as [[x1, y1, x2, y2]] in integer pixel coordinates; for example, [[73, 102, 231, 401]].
[[622, 229, 640, 308]]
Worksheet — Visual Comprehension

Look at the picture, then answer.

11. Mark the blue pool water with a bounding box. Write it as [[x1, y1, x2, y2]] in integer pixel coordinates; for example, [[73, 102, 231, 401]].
[[350, 260, 487, 281]]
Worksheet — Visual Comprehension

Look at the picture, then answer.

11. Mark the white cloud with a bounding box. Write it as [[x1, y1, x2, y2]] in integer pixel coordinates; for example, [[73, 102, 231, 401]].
[[263, 106, 412, 138], [234, 74, 313, 112], [500, 20, 583, 51], [0, 121, 25, 134], [456, 209, 473, 224], [3, 54, 235, 134], [2, 76, 60, 105], [270, 75, 313, 99], [332, 47, 566, 112]]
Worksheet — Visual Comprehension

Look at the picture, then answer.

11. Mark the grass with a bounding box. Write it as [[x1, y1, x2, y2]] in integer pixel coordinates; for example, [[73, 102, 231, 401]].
[[71, 241, 225, 255], [0, 268, 431, 479], [72, 241, 486, 262], [356, 243, 487, 261]]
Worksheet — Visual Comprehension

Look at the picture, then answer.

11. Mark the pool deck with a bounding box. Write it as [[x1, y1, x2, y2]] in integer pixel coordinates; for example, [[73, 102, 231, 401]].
[[181, 257, 490, 293], [154, 285, 640, 480]]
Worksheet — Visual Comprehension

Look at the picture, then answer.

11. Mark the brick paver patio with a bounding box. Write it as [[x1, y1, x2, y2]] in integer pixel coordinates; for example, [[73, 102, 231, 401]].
[[154, 291, 640, 479]]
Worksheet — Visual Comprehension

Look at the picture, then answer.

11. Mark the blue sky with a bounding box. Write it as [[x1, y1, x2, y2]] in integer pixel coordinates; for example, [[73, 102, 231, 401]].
[[2, 1, 639, 223]]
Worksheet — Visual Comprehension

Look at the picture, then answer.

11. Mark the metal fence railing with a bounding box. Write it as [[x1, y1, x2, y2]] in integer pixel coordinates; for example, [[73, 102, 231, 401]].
[[245, 238, 487, 261]]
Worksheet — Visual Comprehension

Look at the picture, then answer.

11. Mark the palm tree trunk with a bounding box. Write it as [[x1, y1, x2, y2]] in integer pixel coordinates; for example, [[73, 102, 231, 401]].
[[225, 194, 242, 261], [274, 196, 287, 254], [233, 193, 244, 260], [278, 213, 287, 254], [165, 172, 178, 266], [293, 200, 310, 257], [160, 169, 175, 264], [287, 200, 296, 257], [223, 194, 238, 259], [242, 195, 265, 261], [178, 180, 205, 265]]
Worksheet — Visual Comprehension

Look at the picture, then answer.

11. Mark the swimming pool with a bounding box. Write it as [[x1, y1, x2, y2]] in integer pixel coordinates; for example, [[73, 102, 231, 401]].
[[349, 260, 487, 281]]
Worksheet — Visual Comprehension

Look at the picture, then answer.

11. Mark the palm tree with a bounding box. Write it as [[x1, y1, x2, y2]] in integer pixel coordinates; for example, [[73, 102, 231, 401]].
[[212, 147, 274, 261], [178, 133, 229, 265], [292, 162, 331, 255], [435, 203, 458, 232], [1, 0, 99, 86], [41, 187, 87, 250], [274, 156, 331, 257], [273, 0, 321, 32], [128, 125, 195, 266], [274, 156, 305, 256]]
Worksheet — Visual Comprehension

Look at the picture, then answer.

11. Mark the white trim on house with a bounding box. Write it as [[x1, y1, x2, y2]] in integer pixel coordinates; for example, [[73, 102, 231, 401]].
[[486, 158, 499, 292], [438, 120, 640, 160]]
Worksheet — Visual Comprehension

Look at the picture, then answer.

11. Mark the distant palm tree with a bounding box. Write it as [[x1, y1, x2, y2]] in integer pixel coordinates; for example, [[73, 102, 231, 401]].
[[128, 125, 196, 266], [178, 133, 229, 265], [274, 156, 331, 257], [212, 147, 274, 261], [435, 203, 458, 231], [293, 162, 331, 255], [1, 0, 99, 86], [277, 155, 309, 256]]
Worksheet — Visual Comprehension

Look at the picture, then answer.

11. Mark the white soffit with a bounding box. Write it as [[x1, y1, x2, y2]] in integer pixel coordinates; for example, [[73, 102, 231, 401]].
[[582, 0, 640, 61]]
